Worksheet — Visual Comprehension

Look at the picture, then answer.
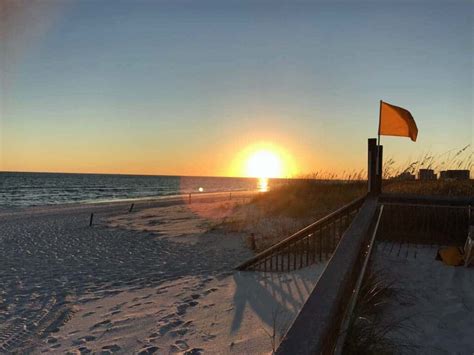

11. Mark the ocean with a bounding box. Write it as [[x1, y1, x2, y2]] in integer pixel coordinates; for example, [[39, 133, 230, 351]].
[[0, 172, 282, 208]]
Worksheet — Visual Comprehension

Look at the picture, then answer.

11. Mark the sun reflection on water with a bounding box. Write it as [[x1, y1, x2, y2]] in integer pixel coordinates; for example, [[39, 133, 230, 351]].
[[258, 177, 269, 192]]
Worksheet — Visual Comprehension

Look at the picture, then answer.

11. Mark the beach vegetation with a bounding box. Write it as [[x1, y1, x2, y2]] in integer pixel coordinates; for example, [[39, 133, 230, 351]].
[[341, 267, 418, 354]]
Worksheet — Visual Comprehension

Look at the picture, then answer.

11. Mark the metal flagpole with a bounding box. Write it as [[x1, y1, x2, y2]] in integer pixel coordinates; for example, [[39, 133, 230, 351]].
[[376, 100, 382, 193], [377, 100, 382, 147]]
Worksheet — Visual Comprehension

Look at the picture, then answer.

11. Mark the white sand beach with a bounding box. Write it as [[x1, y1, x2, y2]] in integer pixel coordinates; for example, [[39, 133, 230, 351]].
[[373, 242, 474, 354], [0, 194, 325, 354]]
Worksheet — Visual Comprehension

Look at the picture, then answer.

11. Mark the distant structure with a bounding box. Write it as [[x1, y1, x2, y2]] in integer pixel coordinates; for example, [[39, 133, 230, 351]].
[[396, 172, 416, 180], [418, 169, 437, 180], [439, 170, 470, 180]]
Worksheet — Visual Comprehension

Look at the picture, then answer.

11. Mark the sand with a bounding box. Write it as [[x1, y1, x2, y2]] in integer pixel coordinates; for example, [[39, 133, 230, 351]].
[[0, 194, 325, 354], [373, 242, 474, 354]]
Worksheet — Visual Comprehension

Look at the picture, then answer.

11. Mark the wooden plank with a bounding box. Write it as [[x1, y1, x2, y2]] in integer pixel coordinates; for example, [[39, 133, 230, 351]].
[[276, 197, 379, 355]]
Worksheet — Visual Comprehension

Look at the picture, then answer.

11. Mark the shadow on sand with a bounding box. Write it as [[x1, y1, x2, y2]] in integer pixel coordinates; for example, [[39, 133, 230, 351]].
[[230, 267, 322, 333]]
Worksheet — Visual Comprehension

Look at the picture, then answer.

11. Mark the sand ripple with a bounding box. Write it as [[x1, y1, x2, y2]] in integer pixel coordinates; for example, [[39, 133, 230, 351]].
[[0, 204, 250, 352]]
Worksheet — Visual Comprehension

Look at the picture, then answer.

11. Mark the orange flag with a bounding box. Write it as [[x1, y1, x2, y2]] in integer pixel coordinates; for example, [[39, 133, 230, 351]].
[[378, 101, 418, 142]]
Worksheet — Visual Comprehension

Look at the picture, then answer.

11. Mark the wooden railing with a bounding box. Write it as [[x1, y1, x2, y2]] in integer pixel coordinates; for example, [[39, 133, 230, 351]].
[[275, 196, 380, 354], [236, 195, 366, 272], [379, 193, 473, 246]]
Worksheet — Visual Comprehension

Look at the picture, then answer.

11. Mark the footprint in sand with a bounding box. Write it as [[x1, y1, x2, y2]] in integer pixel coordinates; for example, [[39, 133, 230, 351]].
[[175, 340, 189, 350], [203, 287, 218, 295], [46, 337, 58, 344], [169, 344, 181, 353], [128, 303, 142, 309], [90, 319, 111, 330], [82, 311, 95, 318], [169, 327, 188, 337], [77, 346, 92, 354], [73, 335, 96, 345], [176, 304, 188, 315], [101, 344, 121, 353], [109, 302, 127, 311], [159, 313, 176, 321], [159, 319, 184, 335], [201, 333, 216, 341], [184, 348, 204, 355], [176, 299, 200, 315], [137, 345, 160, 354]]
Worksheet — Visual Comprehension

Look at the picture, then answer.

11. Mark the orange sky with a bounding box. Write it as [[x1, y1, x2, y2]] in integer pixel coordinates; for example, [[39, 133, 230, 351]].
[[1, 1, 472, 178]]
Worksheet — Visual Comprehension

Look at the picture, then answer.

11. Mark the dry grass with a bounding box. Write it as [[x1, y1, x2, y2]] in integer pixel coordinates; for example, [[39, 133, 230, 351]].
[[222, 181, 366, 251], [342, 268, 418, 354], [251, 181, 366, 218], [221, 146, 471, 252], [383, 145, 472, 179]]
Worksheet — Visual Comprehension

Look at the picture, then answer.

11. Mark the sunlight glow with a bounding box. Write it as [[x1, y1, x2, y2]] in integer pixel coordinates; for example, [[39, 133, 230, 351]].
[[228, 142, 298, 179], [246, 150, 283, 178], [258, 177, 269, 192]]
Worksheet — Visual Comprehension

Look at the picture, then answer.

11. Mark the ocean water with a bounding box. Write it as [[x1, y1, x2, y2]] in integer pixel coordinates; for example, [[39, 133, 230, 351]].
[[0, 172, 280, 208]]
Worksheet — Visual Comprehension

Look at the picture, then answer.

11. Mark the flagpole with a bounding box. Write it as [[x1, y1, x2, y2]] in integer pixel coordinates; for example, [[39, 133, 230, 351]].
[[376, 100, 382, 188], [377, 100, 382, 147]]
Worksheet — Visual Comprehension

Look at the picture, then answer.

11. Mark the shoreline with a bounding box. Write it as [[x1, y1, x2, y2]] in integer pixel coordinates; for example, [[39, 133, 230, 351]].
[[0, 190, 259, 219]]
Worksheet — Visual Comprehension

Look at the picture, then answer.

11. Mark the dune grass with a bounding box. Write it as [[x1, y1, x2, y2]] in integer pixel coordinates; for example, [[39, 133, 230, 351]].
[[222, 181, 365, 251], [224, 145, 471, 251], [342, 267, 418, 354], [383, 145, 472, 179], [250, 180, 366, 219]]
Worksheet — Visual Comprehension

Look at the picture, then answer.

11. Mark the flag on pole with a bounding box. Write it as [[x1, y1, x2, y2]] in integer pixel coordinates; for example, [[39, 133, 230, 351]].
[[378, 101, 418, 142]]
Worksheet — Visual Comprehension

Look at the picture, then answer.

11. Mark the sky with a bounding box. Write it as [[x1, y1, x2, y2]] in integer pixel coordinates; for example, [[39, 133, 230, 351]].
[[1, 0, 472, 177]]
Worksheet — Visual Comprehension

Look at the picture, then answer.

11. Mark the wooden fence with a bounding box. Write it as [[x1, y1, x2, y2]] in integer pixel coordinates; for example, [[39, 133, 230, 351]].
[[379, 193, 473, 246], [275, 196, 380, 354], [236, 195, 366, 272]]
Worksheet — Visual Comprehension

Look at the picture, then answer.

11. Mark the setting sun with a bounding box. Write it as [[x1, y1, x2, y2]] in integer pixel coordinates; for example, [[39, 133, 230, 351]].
[[246, 150, 283, 178], [229, 142, 298, 179]]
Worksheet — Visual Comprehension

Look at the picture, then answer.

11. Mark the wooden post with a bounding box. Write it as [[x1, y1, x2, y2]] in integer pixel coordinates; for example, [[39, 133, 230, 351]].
[[376, 145, 383, 194], [229, 192, 232, 200], [188, 193, 192, 203], [89, 213, 94, 226], [367, 138, 379, 195], [469, 205, 473, 226], [129, 203, 134, 213]]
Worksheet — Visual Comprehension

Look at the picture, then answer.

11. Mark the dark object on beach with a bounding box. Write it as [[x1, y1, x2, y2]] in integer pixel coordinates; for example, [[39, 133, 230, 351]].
[[189, 193, 192, 203], [129, 203, 135, 213], [89, 213, 94, 226], [436, 246, 463, 266]]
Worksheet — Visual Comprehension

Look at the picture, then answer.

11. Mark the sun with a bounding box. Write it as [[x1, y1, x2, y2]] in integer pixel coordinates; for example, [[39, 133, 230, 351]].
[[245, 150, 283, 178], [228, 142, 298, 179]]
